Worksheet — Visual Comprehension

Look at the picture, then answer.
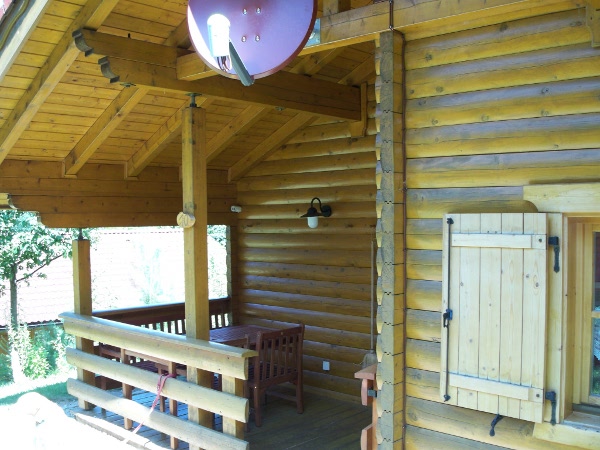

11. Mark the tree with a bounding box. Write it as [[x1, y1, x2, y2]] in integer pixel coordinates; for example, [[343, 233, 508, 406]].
[[0, 210, 79, 327]]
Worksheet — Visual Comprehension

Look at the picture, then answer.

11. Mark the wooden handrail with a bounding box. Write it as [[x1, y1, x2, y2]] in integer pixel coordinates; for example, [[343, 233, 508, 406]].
[[61, 312, 250, 379], [61, 311, 256, 448]]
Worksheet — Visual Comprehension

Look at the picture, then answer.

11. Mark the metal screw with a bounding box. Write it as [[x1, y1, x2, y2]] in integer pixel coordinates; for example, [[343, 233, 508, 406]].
[[241, 36, 246, 42], [256, 7, 261, 13], [243, 8, 247, 14], [255, 35, 260, 41]]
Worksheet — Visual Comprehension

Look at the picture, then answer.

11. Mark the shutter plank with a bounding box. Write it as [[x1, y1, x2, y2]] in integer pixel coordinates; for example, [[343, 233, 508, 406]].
[[452, 233, 546, 249], [477, 214, 501, 414], [449, 374, 543, 402], [457, 214, 480, 410], [499, 213, 525, 418]]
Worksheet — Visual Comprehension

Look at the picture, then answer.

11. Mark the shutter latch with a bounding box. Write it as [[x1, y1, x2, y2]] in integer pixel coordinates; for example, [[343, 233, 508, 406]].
[[443, 309, 453, 328], [545, 391, 557, 425], [489, 414, 504, 436], [548, 236, 560, 273]]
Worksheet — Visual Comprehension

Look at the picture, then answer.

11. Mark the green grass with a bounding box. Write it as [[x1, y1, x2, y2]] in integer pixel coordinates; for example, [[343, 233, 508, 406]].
[[593, 365, 600, 396], [0, 372, 76, 406]]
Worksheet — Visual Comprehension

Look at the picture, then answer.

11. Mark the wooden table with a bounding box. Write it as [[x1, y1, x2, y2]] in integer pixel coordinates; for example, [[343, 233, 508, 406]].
[[210, 324, 273, 346]]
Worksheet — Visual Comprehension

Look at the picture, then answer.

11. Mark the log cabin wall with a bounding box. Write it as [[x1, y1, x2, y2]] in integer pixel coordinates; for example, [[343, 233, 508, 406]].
[[403, 7, 600, 449], [234, 86, 378, 399]]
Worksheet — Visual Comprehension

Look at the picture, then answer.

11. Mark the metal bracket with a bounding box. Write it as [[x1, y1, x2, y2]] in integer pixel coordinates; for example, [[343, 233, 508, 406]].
[[490, 414, 504, 436], [548, 236, 560, 273], [72, 29, 94, 56], [545, 391, 557, 425], [367, 389, 377, 398], [443, 309, 453, 328], [98, 56, 120, 84]]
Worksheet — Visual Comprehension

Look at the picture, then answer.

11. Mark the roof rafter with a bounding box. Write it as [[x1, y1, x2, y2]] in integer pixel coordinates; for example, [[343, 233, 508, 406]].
[[126, 97, 214, 178], [228, 113, 317, 182], [0, 0, 119, 166], [64, 87, 150, 176], [206, 105, 271, 163]]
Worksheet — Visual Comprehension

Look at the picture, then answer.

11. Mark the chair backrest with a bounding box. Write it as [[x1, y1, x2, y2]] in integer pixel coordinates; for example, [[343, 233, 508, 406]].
[[253, 324, 304, 388]]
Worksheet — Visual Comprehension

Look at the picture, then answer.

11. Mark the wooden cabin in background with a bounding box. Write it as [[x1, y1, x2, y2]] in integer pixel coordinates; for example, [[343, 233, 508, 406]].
[[1, 0, 599, 448]]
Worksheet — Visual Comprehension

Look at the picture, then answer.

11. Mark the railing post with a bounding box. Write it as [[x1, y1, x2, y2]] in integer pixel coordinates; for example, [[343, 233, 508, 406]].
[[72, 237, 94, 410], [222, 375, 247, 438]]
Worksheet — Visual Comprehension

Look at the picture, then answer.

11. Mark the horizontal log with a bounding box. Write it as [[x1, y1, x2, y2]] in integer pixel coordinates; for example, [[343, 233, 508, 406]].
[[406, 279, 442, 312], [240, 261, 371, 284], [240, 275, 370, 301], [238, 201, 374, 220], [240, 303, 371, 334], [239, 247, 370, 268], [406, 339, 440, 372], [406, 250, 442, 282], [238, 218, 376, 234], [241, 317, 370, 350], [66, 348, 248, 422], [248, 152, 376, 177], [405, 9, 588, 70], [406, 114, 600, 159], [406, 187, 536, 219], [407, 43, 600, 99], [406, 368, 440, 403], [405, 425, 507, 450], [67, 379, 247, 450], [239, 233, 372, 251], [303, 340, 369, 365], [304, 354, 360, 380], [406, 219, 443, 250], [236, 168, 375, 191], [239, 289, 370, 317], [406, 309, 440, 342], [269, 135, 377, 161], [286, 119, 378, 144], [406, 77, 600, 129], [38, 212, 178, 228], [405, 397, 575, 450], [236, 185, 376, 205], [407, 148, 600, 188], [61, 313, 252, 379], [304, 370, 361, 397]]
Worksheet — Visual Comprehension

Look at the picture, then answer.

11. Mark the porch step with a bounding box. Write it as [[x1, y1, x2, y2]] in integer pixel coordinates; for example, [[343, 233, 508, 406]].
[[74, 411, 165, 450]]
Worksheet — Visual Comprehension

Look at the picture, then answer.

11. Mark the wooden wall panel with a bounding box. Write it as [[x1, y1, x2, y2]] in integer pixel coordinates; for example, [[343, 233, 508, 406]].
[[404, 7, 600, 447], [235, 109, 377, 399]]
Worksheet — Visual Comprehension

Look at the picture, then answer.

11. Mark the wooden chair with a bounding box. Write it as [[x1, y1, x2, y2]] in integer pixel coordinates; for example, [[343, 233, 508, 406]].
[[247, 324, 305, 427]]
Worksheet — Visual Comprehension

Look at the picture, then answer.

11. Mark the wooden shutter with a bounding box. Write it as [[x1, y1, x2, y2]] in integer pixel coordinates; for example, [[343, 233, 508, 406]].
[[440, 213, 547, 423]]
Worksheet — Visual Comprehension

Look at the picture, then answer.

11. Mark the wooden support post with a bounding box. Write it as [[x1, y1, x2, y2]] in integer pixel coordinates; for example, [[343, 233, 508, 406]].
[[374, 30, 406, 447], [181, 103, 213, 444], [72, 238, 94, 410]]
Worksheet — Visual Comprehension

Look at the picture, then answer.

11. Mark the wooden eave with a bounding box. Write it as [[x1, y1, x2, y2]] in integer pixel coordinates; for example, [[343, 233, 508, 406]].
[[0, 0, 583, 227]]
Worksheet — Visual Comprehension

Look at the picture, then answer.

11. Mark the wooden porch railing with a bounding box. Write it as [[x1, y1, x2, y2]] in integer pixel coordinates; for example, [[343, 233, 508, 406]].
[[92, 297, 231, 332], [61, 312, 255, 450]]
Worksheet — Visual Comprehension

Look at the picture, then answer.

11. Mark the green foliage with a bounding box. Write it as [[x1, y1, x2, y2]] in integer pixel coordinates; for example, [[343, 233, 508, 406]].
[[208, 225, 227, 246], [0, 211, 80, 292], [2, 323, 74, 385]]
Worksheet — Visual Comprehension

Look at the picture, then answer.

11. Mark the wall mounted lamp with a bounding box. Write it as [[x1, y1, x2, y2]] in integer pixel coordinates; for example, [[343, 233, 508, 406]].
[[300, 197, 332, 228]]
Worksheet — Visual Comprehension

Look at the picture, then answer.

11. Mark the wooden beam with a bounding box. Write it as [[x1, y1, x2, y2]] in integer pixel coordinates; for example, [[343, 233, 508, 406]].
[[0, 0, 119, 165], [228, 113, 316, 182], [72, 238, 94, 410], [74, 29, 192, 68], [587, 3, 600, 47], [181, 105, 213, 438], [207, 105, 271, 162], [64, 87, 149, 176], [323, 0, 352, 16], [98, 56, 361, 121], [0, 0, 52, 84], [288, 48, 345, 75]]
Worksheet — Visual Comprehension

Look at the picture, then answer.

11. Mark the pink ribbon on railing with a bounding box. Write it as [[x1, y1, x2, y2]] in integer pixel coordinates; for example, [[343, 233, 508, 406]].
[[130, 373, 177, 435]]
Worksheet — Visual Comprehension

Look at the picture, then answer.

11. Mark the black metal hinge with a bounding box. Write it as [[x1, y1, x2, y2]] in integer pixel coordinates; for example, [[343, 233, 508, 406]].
[[548, 236, 560, 273], [443, 309, 453, 328]]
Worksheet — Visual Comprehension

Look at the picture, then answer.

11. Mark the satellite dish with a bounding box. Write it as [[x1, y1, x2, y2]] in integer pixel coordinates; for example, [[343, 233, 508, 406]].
[[188, 0, 318, 86]]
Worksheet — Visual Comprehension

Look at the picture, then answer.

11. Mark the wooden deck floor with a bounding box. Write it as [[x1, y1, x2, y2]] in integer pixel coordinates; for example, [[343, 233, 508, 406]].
[[74, 385, 370, 449]]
